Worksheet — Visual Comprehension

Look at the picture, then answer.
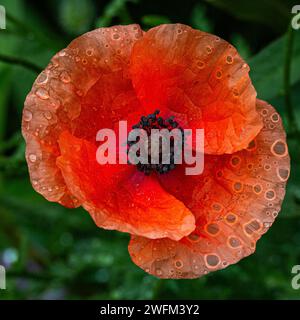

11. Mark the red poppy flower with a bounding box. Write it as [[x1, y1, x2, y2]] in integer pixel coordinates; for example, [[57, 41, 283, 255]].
[[22, 24, 290, 278]]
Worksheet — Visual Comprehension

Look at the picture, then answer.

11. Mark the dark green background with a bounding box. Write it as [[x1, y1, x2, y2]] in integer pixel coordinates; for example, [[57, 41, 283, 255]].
[[0, 0, 300, 299]]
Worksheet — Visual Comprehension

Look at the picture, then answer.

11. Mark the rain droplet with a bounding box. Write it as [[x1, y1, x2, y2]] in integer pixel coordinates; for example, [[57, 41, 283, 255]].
[[197, 61, 205, 69], [58, 50, 66, 57], [29, 154, 37, 163], [43, 111, 52, 120], [226, 55, 233, 64], [23, 110, 33, 122], [37, 72, 48, 84], [206, 46, 212, 54], [156, 268, 163, 276], [35, 88, 49, 100], [216, 70, 222, 79], [86, 49, 94, 56], [60, 71, 71, 83], [112, 33, 120, 40]]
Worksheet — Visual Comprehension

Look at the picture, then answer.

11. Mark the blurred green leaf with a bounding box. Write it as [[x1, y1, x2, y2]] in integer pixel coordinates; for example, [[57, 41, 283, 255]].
[[190, 3, 213, 33], [231, 33, 251, 60], [95, 0, 137, 28], [59, 0, 95, 35], [249, 31, 300, 100], [204, 0, 291, 32], [142, 14, 171, 28]]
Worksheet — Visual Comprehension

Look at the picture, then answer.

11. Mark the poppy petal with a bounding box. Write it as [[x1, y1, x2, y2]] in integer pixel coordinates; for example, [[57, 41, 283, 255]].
[[22, 25, 143, 207], [130, 23, 262, 154], [128, 100, 290, 278], [57, 131, 195, 240]]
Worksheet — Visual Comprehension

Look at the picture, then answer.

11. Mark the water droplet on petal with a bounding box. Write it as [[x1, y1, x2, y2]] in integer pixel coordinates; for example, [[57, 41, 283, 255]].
[[60, 71, 71, 83], [35, 88, 49, 100], [23, 110, 33, 122], [43, 111, 52, 120], [112, 33, 120, 40], [216, 70, 222, 79], [206, 46, 212, 54], [86, 49, 94, 56], [29, 154, 37, 163], [156, 268, 163, 276], [37, 72, 48, 84], [58, 50, 66, 57], [226, 55, 233, 64]]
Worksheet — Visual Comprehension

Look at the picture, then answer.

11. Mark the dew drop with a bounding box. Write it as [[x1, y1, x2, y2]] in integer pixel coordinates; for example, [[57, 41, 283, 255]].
[[197, 60, 205, 69], [206, 223, 220, 235], [216, 70, 222, 79], [253, 184, 262, 194], [29, 154, 37, 163], [206, 46, 212, 54], [271, 140, 287, 157], [277, 167, 289, 181], [265, 189, 276, 200], [86, 49, 94, 56], [271, 113, 279, 123], [112, 33, 120, 40], [35, 88, 49, 100], [228, 237, 241, 248], [60, 71, 71, 83], [233, 181, 243, 192], [226, 55, 233, 64], [58, 50, 66, 57], [206, 254, 220, 267], [225, 213, 237, 224], [230, 156, 241, 166], [174, 260, 183, 269], [37, 72, 48, 84], [43, 111, 52, 120], [23, 110, 33, 122], [156, 268, 163, 276], [188, 233, 200, 242]]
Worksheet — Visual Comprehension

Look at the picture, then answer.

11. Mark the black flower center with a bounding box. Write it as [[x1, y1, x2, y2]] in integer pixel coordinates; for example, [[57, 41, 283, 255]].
[[127, 110, 185, 175]]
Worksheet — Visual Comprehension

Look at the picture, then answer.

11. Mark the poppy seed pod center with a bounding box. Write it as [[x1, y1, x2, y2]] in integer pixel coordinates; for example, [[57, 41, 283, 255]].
[[127, 110, 185, 175]]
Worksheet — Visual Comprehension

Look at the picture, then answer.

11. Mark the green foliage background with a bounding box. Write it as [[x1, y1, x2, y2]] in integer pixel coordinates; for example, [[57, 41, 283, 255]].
[[0, 0, 300, 300]]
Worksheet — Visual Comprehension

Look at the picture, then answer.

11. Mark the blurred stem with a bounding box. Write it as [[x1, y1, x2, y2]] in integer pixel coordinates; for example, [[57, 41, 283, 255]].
[[0, 53, 42, 74], [284, 25, 298, 133]]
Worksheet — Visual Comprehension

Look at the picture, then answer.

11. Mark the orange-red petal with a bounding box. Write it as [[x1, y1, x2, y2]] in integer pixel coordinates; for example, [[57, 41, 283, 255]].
[[130, 24, 262, 154], [57, 131, 195, 240], [128, 100, 290, 278], [22, 25, 143, 207]]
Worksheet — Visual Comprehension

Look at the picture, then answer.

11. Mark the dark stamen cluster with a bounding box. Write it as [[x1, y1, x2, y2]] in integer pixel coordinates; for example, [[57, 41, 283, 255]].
[[127, 110, 185, 175]]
